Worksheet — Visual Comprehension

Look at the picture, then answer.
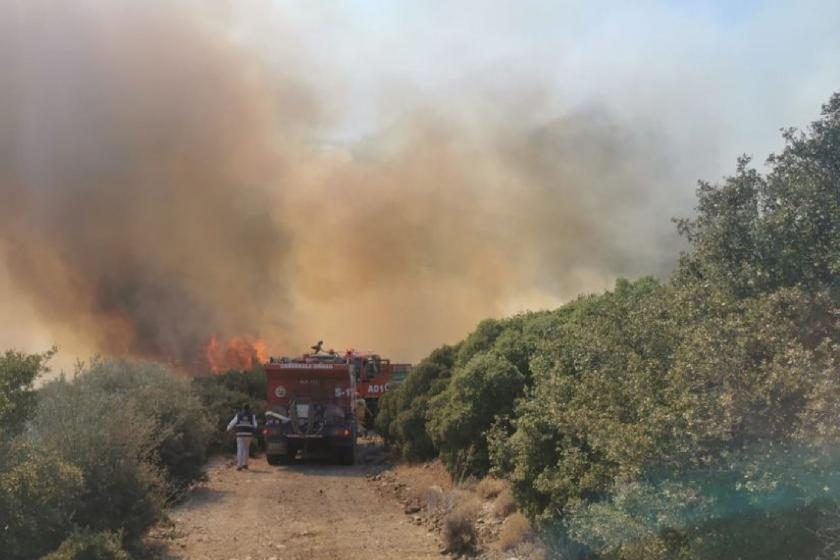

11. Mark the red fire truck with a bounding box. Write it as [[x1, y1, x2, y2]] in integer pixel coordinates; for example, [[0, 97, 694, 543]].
[[262, 348, 410, 465]]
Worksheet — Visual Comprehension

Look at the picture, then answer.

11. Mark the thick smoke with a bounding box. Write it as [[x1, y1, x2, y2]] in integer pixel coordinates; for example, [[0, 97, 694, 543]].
[[283, 109, 685, 359], [0, 0, 300, 370], [0, 0, 687, 368]]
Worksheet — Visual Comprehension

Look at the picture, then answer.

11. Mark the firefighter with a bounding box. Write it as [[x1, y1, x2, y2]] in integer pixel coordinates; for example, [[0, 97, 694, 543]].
[[355, 395, 371, 437], [226, 403, 257, 470]]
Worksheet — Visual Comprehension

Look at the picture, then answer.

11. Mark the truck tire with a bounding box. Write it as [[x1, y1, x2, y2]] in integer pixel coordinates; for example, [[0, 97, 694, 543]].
[[266, 454, 288, 466], [337, 446, 355, 466]]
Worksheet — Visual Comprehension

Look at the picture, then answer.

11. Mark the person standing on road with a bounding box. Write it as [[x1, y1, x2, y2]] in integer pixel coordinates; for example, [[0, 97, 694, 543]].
[[227, 404, 257, 471]]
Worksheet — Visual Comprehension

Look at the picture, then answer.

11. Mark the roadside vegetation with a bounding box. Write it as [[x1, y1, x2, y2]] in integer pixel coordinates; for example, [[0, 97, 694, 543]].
[[0, 356, 216, 559], [377, 92, 840, 558]]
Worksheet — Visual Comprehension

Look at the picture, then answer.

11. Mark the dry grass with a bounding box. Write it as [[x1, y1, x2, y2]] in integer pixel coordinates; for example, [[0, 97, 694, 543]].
[[475, 476, 506, 500], [497, 512, 532, 551], [442, 500, 480, 554], [457, 475, 479, 492], [511, 540, 547, 560], [394, 461, 453, 491], [423, 485, 445, 512], [492, 487, 517, 519], [440, 489, 471, 513]]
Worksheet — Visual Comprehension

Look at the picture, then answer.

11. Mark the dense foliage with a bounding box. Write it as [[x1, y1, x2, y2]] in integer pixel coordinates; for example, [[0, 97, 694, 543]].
[[0, 358, 214, 559], [379, 92, 840, 558], [0, 441, 85, 559], [377, 344, 459, 461], [46, 360, 215, 490], [0, 349, 55, 439]]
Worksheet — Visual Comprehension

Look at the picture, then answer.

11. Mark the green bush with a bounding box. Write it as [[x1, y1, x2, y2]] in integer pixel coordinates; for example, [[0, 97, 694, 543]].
[[492, 278, 678, 519], [428, 352, 524, 477], [203, 367, 267, 400], [496, 283, 840, 556], [30, 374, 166, 541], [0, 442, 84, 560], [0, 348, 55, 439], [42, 530, 131, 560], [426, 311, 569, 478], [379, 314, 565, 472], [69, 359, 213, 489], [676, 93, 840, 300], [376, 344, 459, 460], [21, 359, 213, 545], [1, 352, 273, 557]]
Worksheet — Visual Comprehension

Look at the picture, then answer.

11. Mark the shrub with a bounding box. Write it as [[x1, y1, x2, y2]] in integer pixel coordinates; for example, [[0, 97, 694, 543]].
[[476, 476, 506, 500], [42, 530, 131, 560], [428, 352, 524, 477], [498, 513, 532, 551], [25, 358, 214, 542], [72, 359, 213, 489], [376, 345, 459, 460], [676, 93, 840, 300], [442, 500, 480, 555], [424, 485, 446, 512], [0, 347, 55, 439], [493, 488, 518, 520], [484, 112, 840, 549], [492, 278, 678, 519], [30, 375, 166, 540], [206, 367, 267, 400], [0, 442, 84, 560], [404, 311, 562, 478]]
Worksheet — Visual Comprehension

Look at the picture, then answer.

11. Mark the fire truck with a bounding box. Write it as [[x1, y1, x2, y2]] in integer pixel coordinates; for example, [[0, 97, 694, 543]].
[[261, 347, 410, 465]]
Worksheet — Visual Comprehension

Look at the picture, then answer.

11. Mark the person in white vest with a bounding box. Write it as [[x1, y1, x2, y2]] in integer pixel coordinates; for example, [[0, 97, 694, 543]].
[[226, 404, 258, 470]]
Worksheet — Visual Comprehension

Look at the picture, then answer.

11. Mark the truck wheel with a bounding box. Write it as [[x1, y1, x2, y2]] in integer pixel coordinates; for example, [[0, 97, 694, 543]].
[[266, 454, 288, 466], [338, 446, 355, 465]]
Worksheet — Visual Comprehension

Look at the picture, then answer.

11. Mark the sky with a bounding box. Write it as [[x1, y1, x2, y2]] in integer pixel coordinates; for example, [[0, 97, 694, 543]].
[[1, 0, 839, 373], [249, 0, 839, 155]]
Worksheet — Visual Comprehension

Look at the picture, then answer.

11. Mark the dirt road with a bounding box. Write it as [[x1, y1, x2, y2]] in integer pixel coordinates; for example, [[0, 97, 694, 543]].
[[157, 452, 442, 560]]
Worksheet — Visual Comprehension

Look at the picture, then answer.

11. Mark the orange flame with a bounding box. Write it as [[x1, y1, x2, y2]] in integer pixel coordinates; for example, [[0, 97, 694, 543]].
[[204, 335, 268, 373]]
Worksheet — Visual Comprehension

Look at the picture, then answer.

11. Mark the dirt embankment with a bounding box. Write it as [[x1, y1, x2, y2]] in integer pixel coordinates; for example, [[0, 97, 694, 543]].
[[369, 464, 545, 560]]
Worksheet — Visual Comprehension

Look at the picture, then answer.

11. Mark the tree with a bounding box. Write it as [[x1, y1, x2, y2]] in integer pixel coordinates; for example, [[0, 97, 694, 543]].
[[676, 92, 840, 298], [0, 348, 55, 439], [428, 352, 524, 477], [376, 344, 459, 460]]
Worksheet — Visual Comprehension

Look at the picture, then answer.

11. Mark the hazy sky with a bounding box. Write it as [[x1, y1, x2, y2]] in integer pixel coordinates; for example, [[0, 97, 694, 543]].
[[248, 0, 839, 155], [1, 0, 839, 372]]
